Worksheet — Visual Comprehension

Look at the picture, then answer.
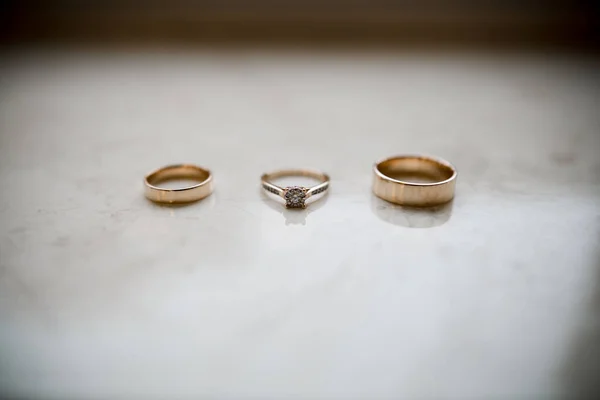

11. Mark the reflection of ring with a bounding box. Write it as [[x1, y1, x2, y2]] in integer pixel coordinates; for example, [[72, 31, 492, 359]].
[[261, 169, 330, 208], [373, 155, 457, 206], [144, 164, 213, 203]]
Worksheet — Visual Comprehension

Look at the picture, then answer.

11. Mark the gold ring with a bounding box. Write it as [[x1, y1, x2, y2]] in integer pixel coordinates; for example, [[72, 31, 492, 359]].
[[261, 169, 330, 208], [372, 155, 457, 206], [144, 164, 213, 204]]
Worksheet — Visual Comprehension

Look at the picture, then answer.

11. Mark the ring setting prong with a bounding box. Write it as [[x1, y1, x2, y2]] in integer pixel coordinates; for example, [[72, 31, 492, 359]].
[[283, 186, 308, 209]]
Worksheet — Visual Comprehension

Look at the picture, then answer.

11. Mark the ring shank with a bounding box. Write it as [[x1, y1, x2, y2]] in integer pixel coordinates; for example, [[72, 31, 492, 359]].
[[261, 169, 329, 183], [144, 164, 213, 203], [373, 155, 456, 206], [261, 169, 330, 198]]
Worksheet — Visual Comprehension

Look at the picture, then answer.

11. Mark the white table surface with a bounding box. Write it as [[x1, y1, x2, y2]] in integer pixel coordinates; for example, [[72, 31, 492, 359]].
[[0, 48, 599, 400]]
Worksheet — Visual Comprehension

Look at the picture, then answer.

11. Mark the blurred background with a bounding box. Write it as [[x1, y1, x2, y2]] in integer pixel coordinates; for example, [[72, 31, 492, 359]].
[[1, 0, 598, 49]]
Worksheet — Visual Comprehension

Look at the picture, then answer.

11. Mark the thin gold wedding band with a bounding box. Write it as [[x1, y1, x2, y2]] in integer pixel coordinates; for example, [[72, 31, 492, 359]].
[[144, 164, 213, 203], [372, 155, 457, 206]]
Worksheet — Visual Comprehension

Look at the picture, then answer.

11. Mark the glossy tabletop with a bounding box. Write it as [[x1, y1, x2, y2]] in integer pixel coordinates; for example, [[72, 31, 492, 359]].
[[0, 48, 599, 399]]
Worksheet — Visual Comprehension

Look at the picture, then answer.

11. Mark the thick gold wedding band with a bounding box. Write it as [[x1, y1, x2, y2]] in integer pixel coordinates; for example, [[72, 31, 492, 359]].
[[373, 155, 457, 206], [144, 164, 213, 203]]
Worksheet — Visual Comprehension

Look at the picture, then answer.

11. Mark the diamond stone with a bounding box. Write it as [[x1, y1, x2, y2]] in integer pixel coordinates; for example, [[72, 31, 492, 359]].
[[283, 186, 308, 208]]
